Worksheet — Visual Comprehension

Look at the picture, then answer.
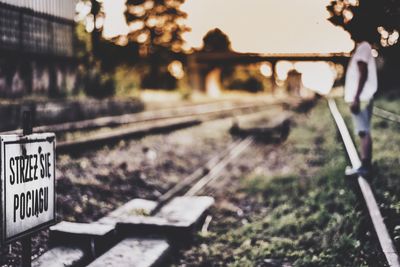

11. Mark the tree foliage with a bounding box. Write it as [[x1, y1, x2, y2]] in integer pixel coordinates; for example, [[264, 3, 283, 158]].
[[327, 0, 400, 92], [77, 0, 189, 63], [201, 28, 232, 52], [122, 0, 190, 89], [124, 0, 190, 57], [326, 0, 399, 49], [76, 0, 190, 90]]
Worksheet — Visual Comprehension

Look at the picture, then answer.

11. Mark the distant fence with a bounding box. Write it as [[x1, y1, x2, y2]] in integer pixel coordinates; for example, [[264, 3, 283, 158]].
[[0, 1, 77, 98], [0, 1, 76, 57], [0, 0, 76, 20]]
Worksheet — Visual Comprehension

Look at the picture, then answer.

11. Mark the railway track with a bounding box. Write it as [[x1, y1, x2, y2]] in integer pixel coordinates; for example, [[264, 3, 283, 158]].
[[8, 96, 297, 267], [29, 100, 289, 267], [328, 98, 400, 267], [33, 135, 257, 267], [374, 106, 400, 124], [54, 101, 271, 153], [0, 100, 274, 154], [1, 100, 267, 136], [151, 136, 254, 215]]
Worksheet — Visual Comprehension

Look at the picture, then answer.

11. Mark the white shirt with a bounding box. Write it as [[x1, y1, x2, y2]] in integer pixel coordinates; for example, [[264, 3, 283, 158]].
[[344, 41, 377, 103]]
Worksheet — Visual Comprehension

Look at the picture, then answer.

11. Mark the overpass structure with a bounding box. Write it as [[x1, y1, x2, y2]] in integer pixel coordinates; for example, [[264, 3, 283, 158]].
[[187, 51, 350, 94]]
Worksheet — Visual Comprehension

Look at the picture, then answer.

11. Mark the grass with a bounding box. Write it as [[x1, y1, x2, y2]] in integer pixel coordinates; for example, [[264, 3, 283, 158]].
[[178, 99, 388, 266], [232, 169, 372, 266]]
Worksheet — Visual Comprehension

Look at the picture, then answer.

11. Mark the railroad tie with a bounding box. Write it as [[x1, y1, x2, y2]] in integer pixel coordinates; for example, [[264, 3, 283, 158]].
[[32, 246, 85, 267], [86, 238, 169, 267], [98, 197, 214, 241], [49, 222, 116, 258]]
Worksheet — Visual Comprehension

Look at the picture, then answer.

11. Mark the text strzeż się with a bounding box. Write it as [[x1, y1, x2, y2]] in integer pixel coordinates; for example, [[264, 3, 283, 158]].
[[8, 146, 52, 222]]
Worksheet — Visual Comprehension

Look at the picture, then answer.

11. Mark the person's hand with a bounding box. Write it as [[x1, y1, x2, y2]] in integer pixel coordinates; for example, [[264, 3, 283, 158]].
[[350, 99, 360, 114]]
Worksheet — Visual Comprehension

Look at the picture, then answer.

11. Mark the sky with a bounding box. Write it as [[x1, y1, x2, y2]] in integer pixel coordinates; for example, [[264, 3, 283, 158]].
[[103, 0, 354, 54], [101, 0, 354, 94]]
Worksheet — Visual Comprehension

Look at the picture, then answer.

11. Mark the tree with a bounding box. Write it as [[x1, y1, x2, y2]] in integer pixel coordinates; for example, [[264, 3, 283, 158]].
[[75, 1, 119, 97], [76, 0, 190, 89], [90, 0, 102, 57], [74, 0, 105, 57], [327, 0, 399, 49], [201, 28, 232, 52], [124, 0, 190, 56], [123, 0, 190, 88], [327, 0, 400, 92]]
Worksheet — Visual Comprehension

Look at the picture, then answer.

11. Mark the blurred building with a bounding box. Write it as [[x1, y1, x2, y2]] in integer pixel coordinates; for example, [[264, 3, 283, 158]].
[[0, 0, 77, 98], [286, 70, 302, 96]]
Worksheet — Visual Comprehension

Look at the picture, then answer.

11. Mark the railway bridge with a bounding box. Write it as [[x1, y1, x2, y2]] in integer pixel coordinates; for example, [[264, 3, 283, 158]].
[[187, 51, 350, 95]]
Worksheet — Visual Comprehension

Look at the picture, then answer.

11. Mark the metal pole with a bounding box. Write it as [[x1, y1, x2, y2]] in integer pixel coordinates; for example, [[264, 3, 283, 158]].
[[21, 236, 32, 267], [22, 110, 33, 135], [21, 110, 33, 267]]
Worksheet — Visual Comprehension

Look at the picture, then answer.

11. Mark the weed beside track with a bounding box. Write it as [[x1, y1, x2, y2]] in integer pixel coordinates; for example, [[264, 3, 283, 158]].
[[176, 100, 386, 267]]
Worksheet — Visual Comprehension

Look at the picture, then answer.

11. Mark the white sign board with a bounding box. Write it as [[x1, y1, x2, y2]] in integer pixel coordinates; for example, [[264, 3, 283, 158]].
[[0, 133, 56, 245]]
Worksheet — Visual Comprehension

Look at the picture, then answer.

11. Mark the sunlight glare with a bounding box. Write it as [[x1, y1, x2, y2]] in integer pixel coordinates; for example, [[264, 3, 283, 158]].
[[294, 62, 336, 94], [137, 32, 148, 43], [276, 61, 294, 81], [168, 61, 185, 79], [129, 21, 145, 32], [206, 68, 222, 97], [260, 63, 273, 77]]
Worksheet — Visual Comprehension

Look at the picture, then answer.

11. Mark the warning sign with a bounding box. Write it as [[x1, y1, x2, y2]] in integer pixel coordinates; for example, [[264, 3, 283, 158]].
[[1, 133, 56, 245]]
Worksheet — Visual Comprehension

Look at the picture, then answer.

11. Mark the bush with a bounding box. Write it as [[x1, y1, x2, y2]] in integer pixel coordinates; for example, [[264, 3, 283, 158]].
[[83, 71, 115, 99], [141, 71, 177, 90], [228, 77, 264, 93]]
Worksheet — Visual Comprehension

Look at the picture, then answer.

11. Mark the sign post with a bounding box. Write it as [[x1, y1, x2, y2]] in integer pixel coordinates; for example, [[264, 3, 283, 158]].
[[22, 111, 33, 267], [0, 111, 56, 266]]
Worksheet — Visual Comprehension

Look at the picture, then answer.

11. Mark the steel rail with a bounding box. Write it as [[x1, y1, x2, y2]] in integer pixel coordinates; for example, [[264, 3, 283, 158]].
[[150, 138, 245, 215], [0, 101, 266, 136], [55, 103, 271, 153], [56, 117, 202, 153], [151, 111, 287, 215], [374, 107, 400, 124], [149, 137, 253, 217], [328, 98, 400, 267], [185, 137, 254, 196], [0, 101, 231, 135]]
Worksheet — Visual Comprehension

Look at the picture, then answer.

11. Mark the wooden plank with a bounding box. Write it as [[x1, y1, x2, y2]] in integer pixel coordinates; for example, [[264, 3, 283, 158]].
[[97, 199, 157, 226], [156, 196, 214, 227], [49, 222, 116, 258], [32, 246, 85, 267], [99, 197, 214, 238], [50, 221, 115, 237], [328, 98, 400, 267], [86, 238, 169, 267], [115, 196, 214, 228]]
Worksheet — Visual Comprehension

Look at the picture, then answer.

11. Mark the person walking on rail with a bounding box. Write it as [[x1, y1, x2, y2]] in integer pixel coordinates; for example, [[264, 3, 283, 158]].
[[344, 28, 378, 177]]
